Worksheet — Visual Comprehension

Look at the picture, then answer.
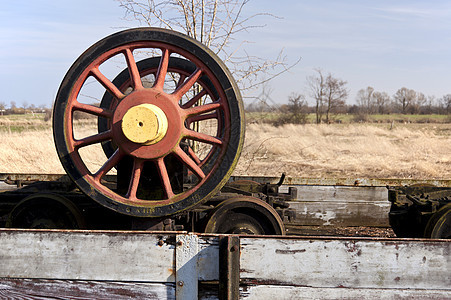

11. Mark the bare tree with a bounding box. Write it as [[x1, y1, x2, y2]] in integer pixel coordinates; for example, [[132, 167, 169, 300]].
[[356, 86, 375, 115], [0, 101, 5, 110], [324, 74, 347, 123], [117, 0, 298, 94], [393, 87, 416, 114], [411, 92, 427, 114], [440, 94, 451, 114], [307, 69, 347, 124], [306, 69, 326, 124], [373, 91, 390, 114]]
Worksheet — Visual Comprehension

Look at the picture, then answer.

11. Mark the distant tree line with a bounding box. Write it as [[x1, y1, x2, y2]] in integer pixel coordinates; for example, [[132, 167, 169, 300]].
[[0, 101, 49, 115], [246, 69, 451, 125]]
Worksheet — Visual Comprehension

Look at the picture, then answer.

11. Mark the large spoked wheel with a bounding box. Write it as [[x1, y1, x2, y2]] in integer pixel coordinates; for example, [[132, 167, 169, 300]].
[[53, 28, 244, 217]]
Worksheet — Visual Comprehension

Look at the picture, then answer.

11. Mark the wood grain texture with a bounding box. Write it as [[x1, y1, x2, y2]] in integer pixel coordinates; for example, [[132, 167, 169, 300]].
[[0, 278, 174, 299], [240, 236, 451, 290]]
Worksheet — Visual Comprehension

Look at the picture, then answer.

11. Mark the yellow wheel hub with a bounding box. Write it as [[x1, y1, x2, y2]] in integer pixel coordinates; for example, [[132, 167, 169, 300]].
[[121, 104, 168, 145]]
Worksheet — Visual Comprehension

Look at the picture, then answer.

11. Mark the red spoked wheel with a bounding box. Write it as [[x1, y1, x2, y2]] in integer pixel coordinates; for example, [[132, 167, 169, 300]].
[[98, 56, 220, 166], [53, 28, 244, 217]]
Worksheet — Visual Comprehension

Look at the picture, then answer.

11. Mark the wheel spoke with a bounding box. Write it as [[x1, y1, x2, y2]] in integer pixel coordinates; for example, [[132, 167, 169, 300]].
[[176, 74, 187, 89], [175, 146, 205, 179], [187, 111, 218, 124], [73, 102, 113, 118], [181, 89, 207, 109], [156, 157, 174, 199], [153, 48, 170, 90], [91, 67, 125, 100], [74, 130, 113, 149], [124, 48, 143, 90], [184, 102, 221, 117], [93, 149, 124, 182], [126, 158, 145, 200], [187, 146, 202, 164], [183, 129, 223, 146], [173, 68, 203, 100]]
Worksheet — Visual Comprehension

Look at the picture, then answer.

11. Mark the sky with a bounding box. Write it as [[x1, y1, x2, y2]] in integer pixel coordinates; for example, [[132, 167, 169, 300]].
[[1, 0, 451, 108]]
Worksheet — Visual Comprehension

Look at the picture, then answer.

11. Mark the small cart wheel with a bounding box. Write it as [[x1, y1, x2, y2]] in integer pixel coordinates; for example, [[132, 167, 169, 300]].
[[204, 197, 285, 235], [424, 203, 451, 239]]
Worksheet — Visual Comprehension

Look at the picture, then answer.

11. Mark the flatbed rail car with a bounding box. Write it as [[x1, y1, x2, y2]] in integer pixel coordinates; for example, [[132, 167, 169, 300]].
[[0, 173, 295, 234], [2, 173, 451, 238], [2, 27, 451, 240]]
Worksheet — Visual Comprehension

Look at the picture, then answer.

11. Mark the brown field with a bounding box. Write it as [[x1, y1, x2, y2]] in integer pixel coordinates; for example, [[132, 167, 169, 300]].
[[1, 116, 451, 180]]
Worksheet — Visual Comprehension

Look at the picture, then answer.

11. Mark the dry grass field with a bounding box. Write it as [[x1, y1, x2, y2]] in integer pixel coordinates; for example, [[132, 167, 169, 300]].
[[236, 123, 451, 179], [1, 114, 451, 180]]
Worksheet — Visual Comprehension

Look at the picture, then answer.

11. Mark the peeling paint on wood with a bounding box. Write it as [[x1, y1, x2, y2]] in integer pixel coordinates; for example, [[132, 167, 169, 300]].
[[0, 229, 449, 299], [240, 237, 450, 290], [240, 285, 451, 300], [0, 279, 175, 299], [285, 185, 390, 226]]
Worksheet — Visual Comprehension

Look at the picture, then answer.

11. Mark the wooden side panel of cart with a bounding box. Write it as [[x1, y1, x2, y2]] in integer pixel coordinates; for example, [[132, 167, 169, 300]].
[[0, 229, 449, 299]]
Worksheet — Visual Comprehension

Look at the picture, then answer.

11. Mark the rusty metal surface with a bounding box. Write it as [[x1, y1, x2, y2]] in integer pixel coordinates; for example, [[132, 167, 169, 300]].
[[219, 235, 240, 300], [204, 196, 285, 235]]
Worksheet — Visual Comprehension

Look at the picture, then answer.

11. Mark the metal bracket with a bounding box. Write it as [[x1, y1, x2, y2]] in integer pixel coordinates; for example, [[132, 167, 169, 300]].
[[219, 235, 240, 300], [176, 234, 199, 300]]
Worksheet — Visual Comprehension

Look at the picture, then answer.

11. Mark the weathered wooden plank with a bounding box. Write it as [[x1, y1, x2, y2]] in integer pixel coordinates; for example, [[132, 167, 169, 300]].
[[0, 230, 176, 282], [0, 278, 175, 299], [197, 237, 219, 281], [283, 185, 390, 226], [230, 176, 451, 187], [240, 237, 451, 290], [290, 185, 388, 203], [0, 230, 449, 299], [240, 285, 451, 299]]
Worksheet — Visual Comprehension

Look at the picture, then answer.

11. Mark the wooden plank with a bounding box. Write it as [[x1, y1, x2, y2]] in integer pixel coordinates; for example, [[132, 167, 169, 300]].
[[197, 236, 219, 281], [290, 185, 388, 203], [0, 230, 176, 282], [240, 237, 450, 290], [2, 173, 450, 188], [230, 176, 451, 187], [288, 200, 390, 226], [284, 185, 390, 226], [240, 285, 451, 299], [0, 278, 174, 299], [0, 230, 449, 298]]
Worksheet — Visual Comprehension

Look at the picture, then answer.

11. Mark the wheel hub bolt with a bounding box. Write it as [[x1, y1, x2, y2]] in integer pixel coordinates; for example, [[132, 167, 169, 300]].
[[121, 103, 168, 145]]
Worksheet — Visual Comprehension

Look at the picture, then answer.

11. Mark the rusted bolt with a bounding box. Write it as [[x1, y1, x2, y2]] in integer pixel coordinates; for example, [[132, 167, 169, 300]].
[[177, 241, 183, 246], [230, 245, 239, 252], [157, 240, 164, 246], [177, 281, 184, 286]]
